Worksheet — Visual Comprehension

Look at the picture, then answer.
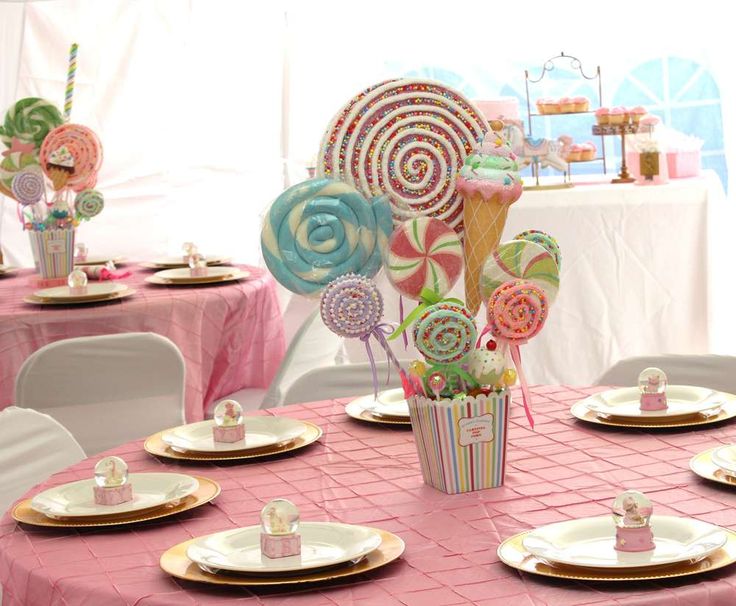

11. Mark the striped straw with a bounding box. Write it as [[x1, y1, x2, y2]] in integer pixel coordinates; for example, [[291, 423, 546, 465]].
[[64, 43, 78, 122]]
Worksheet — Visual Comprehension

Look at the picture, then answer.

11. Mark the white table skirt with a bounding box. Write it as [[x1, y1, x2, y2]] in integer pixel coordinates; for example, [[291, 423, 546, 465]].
[[333, 171, 725, 386]]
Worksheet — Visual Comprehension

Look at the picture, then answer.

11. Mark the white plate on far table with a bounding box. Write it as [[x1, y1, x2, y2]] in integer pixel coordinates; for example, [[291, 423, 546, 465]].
[[74, 256, 126, 266], [709, 445, 736, 475], [142, 255, 230, 269], [0, 264, 17, 276], [522, 515, 727, 569], [146, 266, 249, 285], [162, 417, 307, 453], [186, 522, 383, 574], [349, 388, 410, 419], [582, 386, 727, 419], [35, 282, 128, 302], [31, 473, 199, 519]]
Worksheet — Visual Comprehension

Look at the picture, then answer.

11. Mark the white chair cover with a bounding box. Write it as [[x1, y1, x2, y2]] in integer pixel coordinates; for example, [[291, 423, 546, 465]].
[[281, 361, 409, 406], [596, 354, 736, 393], [0, 407, 85, 515], [15, 333, 186, 455]]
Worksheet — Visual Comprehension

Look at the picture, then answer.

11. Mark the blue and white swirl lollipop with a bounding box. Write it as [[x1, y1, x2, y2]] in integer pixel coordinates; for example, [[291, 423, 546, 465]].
[[261, 177, 393, 296]]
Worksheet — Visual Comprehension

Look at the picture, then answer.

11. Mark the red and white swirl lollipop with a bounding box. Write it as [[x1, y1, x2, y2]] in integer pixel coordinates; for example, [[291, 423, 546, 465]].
[[39, 124, 102, 191], [486, 279, 549, 429], [319, 79, 489, 237]]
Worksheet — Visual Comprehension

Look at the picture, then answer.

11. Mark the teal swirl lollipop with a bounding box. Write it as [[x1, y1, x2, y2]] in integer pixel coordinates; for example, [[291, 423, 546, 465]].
[[0, 98, 63, 151], [261, 177, 393, 296], [413, 302, 477, 365]]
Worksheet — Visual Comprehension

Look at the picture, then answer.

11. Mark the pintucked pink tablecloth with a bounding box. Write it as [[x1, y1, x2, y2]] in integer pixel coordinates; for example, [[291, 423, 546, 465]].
[[0, 266, 285, 421], [4, 386, 736, 605]]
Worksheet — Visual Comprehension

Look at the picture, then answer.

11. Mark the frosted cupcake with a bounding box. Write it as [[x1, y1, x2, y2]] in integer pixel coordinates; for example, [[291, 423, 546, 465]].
[[595, 107, 610, 125], [609, 107, 625, 125], [457, 120, 523, 313], [581, 142, 596, 161], [566, 144, 583, 162], [573, 96, 589, 112], [559, 97, 575, 113], [630, 106, 647, 124]]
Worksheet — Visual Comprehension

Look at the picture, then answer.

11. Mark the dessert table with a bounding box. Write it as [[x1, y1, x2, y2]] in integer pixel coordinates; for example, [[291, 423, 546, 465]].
[[3, 385, 736, 605], [0, 265, 285, 421]]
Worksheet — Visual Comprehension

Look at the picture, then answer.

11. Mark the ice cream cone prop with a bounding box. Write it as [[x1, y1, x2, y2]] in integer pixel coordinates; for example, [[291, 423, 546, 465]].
[[456, 121, 523, 314]]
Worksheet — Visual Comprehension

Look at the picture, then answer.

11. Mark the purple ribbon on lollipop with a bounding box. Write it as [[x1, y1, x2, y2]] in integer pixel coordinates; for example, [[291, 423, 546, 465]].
[[320, 273, 405, 399]]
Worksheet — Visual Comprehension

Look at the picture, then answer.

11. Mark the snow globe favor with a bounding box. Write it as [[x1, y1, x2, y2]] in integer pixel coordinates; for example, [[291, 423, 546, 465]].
[[613, 490, 655, 552], [182, 241, 197, 262], [93, 456, 133, 505], [188, 252, 208, 278], [67, 268, 88, 295], [639, 367, 668, 411], [260, 498, 301, 558], [212, 399, 245, 443]]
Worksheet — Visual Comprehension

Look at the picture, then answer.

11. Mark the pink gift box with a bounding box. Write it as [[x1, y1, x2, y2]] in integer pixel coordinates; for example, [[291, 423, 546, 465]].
[[93, 483, 133, 506], [640, 392, 667, 411], [260, 532, 301, 558], [615, 526, 655, 552], [212, 423, 245, 443], [190, 267, 208, 277], [667, 150, 700, 178], [69, 286, 88, 296]]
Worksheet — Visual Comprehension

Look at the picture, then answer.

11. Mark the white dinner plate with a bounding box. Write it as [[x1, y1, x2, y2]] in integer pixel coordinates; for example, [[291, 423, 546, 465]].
[[31, 473, 199, 518], [522, 515, 727, 569], [582, 386, 727, 419], [710, 445, 736, 475], [34, 282, 127, 302], [186, 522, 383, 574], [147, 255, 230, 268], [348, 388, 410, 419], [162, 417, 307, 453], [150, 266, 246, 283]]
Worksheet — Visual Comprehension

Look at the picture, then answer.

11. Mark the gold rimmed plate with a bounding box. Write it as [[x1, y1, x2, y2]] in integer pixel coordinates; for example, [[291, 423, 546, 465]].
[[690, 447, 736, 487], [144, 420, 322, 461], [498, 527, 736, 581], [570, 399, 736, 429], [345, 400, 411, 426], [140, 256, 231, 270], [160, 528, 404, 586], [23, 288, 136, 306], [74, 256, 126, 266], [145, 267, 249, 286], [0, 265, 18, 276], [12, 476, 220, 528]]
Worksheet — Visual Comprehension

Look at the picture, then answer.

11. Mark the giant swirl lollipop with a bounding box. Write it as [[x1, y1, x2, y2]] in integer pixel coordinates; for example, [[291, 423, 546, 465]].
[[0, 98, 63, 151], [39, 124, 102, 191], [320, 273, 403, 397], [318, 79, 489, 237], [486, 279, 548, 428], [261, 178, 393, 296]]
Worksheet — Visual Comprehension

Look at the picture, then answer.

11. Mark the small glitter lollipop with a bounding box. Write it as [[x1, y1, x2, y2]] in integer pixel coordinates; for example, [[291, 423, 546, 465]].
[[413, 302, 477, 365], [320, 273, 403, 397]]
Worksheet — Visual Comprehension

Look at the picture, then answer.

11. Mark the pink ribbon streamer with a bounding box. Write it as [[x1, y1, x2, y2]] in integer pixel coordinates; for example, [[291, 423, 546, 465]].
[[399, 295, 408, 349], [509, 343, 534, 429]]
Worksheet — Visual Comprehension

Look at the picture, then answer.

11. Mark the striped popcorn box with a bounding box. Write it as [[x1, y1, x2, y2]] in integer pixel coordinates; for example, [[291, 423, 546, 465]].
[[27, 228, 76, 279], [407, 390, 510, 494]]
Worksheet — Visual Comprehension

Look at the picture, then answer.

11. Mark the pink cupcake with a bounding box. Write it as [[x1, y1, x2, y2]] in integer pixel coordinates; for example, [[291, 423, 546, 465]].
[[630, 106, 647, 124], [580, 142, 596, 161], [535, 98, 546, 114], [609, 107, 625, 125], [573, 96, 589, 112], [595, 107, 610, 125], [566, 144, 583, 162], [542, 99, 560, 114], [559, 97, 575, 113]]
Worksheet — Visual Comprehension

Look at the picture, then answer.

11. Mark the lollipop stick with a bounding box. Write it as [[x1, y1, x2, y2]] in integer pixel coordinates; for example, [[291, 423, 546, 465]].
[[64, 43, 78, 122]]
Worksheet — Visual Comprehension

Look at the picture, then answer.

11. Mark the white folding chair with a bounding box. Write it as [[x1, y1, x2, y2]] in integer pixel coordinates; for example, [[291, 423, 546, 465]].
[[280, 360, 409, 406], [15, 333, 186, 455], [211, 309, 345, 414], [596, 354, 736, 393], [0, 407, 85, 515]]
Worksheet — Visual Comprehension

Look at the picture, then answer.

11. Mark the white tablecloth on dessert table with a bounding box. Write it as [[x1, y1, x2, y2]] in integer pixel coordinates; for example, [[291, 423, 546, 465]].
[[337, 170, 728, 386]]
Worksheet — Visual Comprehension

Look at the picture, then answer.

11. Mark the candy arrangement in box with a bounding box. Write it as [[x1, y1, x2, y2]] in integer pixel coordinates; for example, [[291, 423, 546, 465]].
[[260, 77, 562, 494], [0, 44, 105, 282]]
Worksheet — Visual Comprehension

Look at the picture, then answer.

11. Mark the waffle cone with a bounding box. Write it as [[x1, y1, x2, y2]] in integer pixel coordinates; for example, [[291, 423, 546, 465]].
[[463, 192, 510, 314]]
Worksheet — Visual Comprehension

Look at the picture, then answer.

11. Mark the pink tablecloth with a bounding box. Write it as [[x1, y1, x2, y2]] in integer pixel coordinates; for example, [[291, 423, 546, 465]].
[[3, 386, 736, 605], [0, 266, 285, 421]]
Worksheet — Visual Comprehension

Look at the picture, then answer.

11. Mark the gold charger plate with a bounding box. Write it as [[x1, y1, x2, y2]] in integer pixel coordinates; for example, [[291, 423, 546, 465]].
[[690, 447, 736, 487], [145, 270, 249, 286], [12, 476, 220, 528], [160, 528, 404, 586], [498, 527, 736, 581], [0, 265, 18, 276], [345, 401, 411, 426], [23, 288, 136, 306], [74, 256, 126, 266], [570, 399, 736, 429], [144, 420, 322, 461]]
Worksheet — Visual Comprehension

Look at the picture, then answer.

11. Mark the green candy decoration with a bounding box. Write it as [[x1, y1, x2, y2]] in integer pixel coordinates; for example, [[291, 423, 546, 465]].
[[0, 98, 63, 151]]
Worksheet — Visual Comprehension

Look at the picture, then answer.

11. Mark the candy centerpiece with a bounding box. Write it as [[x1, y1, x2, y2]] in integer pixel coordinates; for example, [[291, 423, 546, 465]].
[[67, 268, 88, 295], [93, 455, 133, 505], [260, 498, 301, 558], [188, 252, 208, 277], [639, 367, 668, 411], [613, 490, 655, 552], [212, 399, 245, 443]]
